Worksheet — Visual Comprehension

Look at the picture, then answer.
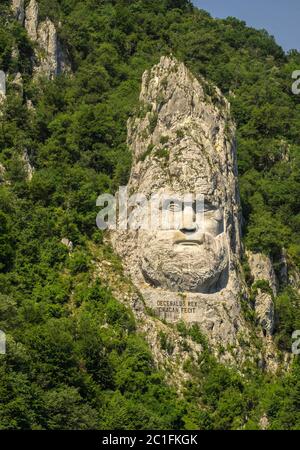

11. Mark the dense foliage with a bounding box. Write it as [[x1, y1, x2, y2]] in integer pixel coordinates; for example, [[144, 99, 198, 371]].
[[1, 0, 300, 429]]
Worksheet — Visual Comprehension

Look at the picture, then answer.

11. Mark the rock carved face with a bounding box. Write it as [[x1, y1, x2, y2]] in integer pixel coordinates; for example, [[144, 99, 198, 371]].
[[119, 56, 240, 295], [133, 192, 229, 293]]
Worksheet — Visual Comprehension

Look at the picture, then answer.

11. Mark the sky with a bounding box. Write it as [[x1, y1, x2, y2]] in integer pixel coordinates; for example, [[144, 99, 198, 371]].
[[193, 0, 300, 52]]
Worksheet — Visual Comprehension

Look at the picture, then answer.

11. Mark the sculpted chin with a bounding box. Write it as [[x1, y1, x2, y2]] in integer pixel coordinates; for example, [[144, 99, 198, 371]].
[[139, 230, 229, 293]]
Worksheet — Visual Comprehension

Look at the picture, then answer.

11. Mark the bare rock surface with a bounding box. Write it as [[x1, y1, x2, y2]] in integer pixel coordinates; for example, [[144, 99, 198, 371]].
[[61, 238, 74, 253], [111, 56, 254, 363], [247, 251, 275, 336], [92, 242, 202, 390], [247, 251, 277, 296], [0, 163, 6, 183], [24, 0, 39, 41], [22, 149, 34, 181], [0, 71, 6, 104], [22, 0, 70, 78], [12, 0, 25, 24]]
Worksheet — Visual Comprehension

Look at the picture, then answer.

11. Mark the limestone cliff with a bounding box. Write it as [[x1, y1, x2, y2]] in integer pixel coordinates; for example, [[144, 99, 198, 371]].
[[24, 0, 38, 39], [0, 163, 6, 184], [247, 251, 276, 336], [110, 56, 274, 366], [12, 0, 70, 79], [0, 69, 34, 181], [0, 71, 6, 104], [12, 0, 25, 24]]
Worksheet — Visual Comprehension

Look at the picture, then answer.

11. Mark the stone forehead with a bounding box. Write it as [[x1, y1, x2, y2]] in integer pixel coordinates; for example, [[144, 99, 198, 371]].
[[130, 143, 227, 202], [127, 56, 238, 213]]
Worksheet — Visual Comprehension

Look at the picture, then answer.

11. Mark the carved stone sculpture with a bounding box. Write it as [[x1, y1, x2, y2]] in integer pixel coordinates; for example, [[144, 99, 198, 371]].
[[111, 56, 248, 352]]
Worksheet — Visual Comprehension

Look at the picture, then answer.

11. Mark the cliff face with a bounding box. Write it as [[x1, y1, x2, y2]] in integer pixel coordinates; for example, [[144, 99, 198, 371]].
[[108, 57, 283, 370], [12, 0, 25, 24], [24, 0, 38, 40], [111, 56, 267, 364], [12, 0, 70, 79], [247, 251, 276, 336], [0, 71, 5, 103]]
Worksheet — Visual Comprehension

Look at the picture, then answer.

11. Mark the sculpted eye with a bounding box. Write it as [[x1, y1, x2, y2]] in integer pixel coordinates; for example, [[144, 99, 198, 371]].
[[205, 208, 223, 223], [202, 202, 216, 213], [201, 203, 223, 221], [161, 200, 182, 212], [168, 201, 181, 212]]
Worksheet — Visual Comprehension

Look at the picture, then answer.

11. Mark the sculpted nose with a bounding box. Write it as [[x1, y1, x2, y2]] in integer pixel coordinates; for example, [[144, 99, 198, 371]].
[[180, 206, 198, 234], [180, 223, 198, 235]]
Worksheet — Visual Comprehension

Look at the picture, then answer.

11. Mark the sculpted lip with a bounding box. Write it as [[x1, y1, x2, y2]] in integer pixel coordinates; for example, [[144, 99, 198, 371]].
[[175, 240, 202, 247]]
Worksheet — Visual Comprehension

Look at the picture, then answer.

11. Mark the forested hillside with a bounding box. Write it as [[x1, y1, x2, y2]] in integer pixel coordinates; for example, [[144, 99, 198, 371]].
[[1, 0, 300, 430]]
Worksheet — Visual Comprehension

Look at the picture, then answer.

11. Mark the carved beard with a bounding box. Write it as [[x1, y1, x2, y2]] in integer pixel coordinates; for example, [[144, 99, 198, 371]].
[[140, 233, 229, 293]]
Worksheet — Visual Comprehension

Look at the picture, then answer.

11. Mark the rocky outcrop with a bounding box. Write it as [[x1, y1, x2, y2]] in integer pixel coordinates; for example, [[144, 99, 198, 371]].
[[35, 18, 61, 78], [259, 414, 269, 430], [247, 251, 276, 336], [278, 248, 288, 285], [61, 238, 73, 253], [0, 163, 6, 183], [25, 0, 70, 78], [0, 71, 6, 104], [12, 72, 23, 97], [24, 0, 38, 41], [22, 149, 34, 181], [0, 66, 34, 182], [12, 0, 70, 79], [247, 251, 277, 296], [289, 267, 300, 293], [111, 56, 256, 364], [93, 242, 203, 390], [0, 71, 6, 115], [0, 151, 34, 184], [0, 71, 23, 101], [254, 291, 275, 336], [12, 0, 25, 24], [266, 248, 300, 294]]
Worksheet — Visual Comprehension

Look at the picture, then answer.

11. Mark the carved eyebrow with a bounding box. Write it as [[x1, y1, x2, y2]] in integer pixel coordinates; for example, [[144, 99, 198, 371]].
[[193, 201, 217, 212], [160, 199, 182, 210], [159, 199, 219, 211], [204, 201, 217, 210]]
